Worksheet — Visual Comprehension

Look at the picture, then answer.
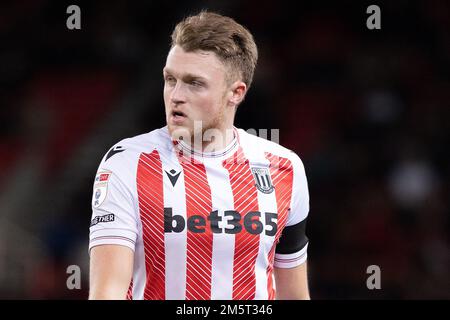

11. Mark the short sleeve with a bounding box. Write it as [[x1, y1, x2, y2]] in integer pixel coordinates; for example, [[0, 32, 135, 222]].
[[274, 152, 310, 268], [89, 148, 138, 253], [286, 152, 310, 227]]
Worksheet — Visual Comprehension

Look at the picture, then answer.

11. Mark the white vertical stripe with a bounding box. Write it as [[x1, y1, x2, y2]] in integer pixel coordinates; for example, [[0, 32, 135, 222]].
[[132, 230, 147, 299], [205, 159, 235, 300], [254, 184, 278, 300], [132, 154, 146, 300], [161, 148, 187, 300]]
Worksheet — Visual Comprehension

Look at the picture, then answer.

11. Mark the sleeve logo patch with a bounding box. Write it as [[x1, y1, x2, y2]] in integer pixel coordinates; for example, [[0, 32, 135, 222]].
[[92, 185, 108, 208], [95, 171, 111, 182], [93, 170, 111, 208], [90, 213, 115, 227]]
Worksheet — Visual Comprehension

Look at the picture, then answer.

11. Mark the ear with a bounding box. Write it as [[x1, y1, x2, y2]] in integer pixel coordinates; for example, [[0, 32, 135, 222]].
[[227, 81, 247, 107]]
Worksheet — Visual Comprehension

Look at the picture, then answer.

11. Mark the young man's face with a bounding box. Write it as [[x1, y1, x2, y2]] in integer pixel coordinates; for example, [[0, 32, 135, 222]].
[[163, 45, 232, 140]]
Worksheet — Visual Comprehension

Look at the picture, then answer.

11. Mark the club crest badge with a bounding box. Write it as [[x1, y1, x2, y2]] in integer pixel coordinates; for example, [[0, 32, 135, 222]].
[[251, 167, 274, 194]]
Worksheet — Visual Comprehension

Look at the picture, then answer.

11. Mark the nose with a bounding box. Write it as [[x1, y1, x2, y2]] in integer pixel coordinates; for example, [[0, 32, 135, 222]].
[[170, 82, 187, 105]]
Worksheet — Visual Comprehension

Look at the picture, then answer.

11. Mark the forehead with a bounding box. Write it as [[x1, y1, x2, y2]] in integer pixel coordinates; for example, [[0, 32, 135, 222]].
[[164, 45, 226, 80]]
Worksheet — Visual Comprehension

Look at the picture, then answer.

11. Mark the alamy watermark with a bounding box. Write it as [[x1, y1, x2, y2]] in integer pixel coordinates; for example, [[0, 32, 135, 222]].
[[66, 5, 382, 33], [169, 121, 282, 166], [366, 265, 381, 290], [66, 5, 81, 30], [366, 5, 381, 30], [66, 265, 81, 290]]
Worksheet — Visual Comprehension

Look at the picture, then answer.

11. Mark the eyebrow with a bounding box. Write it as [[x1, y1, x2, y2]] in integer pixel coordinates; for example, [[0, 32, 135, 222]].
[[163, 68, 208, 82]]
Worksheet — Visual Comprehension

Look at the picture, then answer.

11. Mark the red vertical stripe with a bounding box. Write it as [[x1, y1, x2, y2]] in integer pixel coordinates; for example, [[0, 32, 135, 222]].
[[126, 280, 133, 300], [223, 147, 260, 300], [137, 150, 166, 300], [265, 153, 294, 300], [178, 152, 213, 300]]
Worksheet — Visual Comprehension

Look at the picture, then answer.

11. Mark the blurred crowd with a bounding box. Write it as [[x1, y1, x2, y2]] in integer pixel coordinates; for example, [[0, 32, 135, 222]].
[[0, 0, 448, 299]]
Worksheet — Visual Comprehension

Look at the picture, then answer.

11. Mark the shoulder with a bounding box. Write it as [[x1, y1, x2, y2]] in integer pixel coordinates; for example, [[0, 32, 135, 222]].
[[111, 126, 171, 154], [236, 128, 304, 169], [97, 126, 172, 172]]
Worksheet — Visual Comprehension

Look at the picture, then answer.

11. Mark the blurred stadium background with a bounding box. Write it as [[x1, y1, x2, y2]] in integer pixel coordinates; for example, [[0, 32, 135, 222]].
[[0, 0, 449, 299]]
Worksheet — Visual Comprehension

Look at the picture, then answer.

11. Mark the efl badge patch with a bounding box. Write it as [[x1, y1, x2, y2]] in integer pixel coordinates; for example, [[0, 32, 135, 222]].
[[251, 167, 274, 194], [93, 170, 111, 208]]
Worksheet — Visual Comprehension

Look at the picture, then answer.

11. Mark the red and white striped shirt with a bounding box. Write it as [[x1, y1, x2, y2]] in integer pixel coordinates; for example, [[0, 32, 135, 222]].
[[89, 126, 310, 300]]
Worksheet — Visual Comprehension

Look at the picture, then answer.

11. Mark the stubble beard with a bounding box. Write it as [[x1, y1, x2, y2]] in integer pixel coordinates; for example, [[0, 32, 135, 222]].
[[167, 91, 232, 148]]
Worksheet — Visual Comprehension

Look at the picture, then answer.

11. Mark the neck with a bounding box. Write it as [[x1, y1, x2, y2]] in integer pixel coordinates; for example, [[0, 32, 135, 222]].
[[190, 124, 235, 153]]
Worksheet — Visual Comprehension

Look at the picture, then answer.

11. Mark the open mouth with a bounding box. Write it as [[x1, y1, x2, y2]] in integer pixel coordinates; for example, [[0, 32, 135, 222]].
[[172, 110, 186, 118], [170, 110, 188, 124]]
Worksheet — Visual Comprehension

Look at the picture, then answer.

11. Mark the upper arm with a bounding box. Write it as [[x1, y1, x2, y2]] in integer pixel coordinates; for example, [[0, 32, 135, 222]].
[[274, 261, 310, 300], [89, 245, 134, 300]]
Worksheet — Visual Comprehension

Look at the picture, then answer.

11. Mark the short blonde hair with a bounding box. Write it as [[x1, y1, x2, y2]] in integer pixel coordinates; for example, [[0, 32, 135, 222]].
[[171, 11, 258, 89]]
